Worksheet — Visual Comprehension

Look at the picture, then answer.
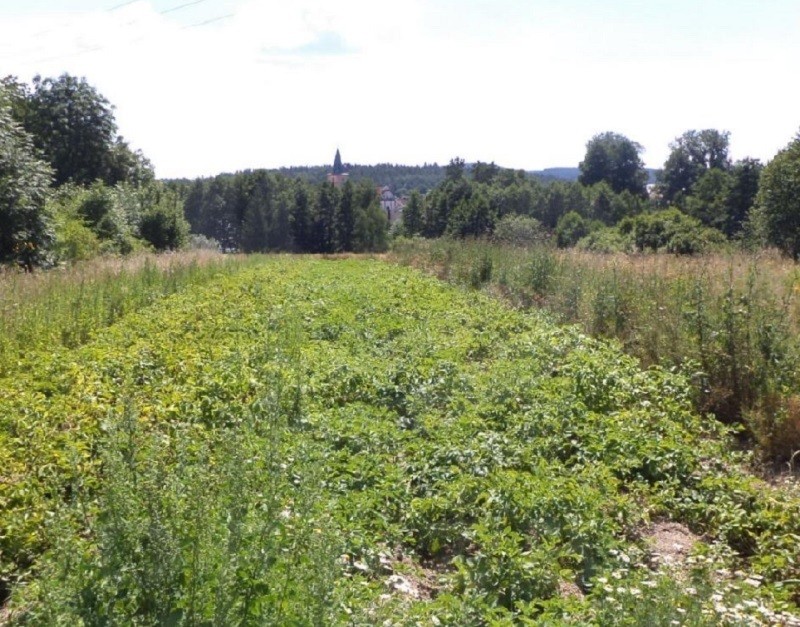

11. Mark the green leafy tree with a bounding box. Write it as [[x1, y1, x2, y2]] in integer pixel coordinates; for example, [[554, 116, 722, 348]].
[[471, 161, 500, 184], [659, 129, 731, 204], [445, 157, 466, 181], [104, 137, 154, 187], [333, 181, 355, 251], [684, 168, 732, 232], [290, 182, 314, 252], [313, 182, 338, 253], [24, 74, 119, 186], [352, 180, 388, 251], [0, 101, 54, 269], [555, 211, 590, 248], [139, 191, 189, 251], [240, 172, 272, 252], [578, 131, 647, 196], [756, 133, 800, 259], [447, 187, 495, 237], [401, 190, 423, 236], [726, 158, 762, 237]]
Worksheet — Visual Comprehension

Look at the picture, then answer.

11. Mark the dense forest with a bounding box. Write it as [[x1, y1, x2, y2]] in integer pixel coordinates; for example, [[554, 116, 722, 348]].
[[265, 162, 447, 194], [176, 172, 388, 253], [3, 74, 800, 269]]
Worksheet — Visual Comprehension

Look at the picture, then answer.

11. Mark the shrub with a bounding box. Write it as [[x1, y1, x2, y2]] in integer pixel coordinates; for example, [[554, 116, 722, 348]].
[[492, 214, 547, 246], [139, 198, 189, 251]]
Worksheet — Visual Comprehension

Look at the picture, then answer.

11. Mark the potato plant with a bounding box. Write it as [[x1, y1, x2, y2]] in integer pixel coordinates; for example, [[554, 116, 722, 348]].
[[1, 257, 798, 624]]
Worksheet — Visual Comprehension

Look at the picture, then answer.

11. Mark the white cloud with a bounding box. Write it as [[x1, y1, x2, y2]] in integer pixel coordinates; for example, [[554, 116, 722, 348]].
[[1, 0, 798, 177]]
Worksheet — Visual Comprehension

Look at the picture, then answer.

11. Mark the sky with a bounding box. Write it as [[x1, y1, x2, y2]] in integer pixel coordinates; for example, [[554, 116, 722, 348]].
[[1, 0, 799, 179]]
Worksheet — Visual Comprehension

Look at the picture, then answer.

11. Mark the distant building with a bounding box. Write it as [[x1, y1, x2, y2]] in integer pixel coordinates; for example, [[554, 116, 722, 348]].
[[327, 149, 348, 187], [378, 186, 406, 223]]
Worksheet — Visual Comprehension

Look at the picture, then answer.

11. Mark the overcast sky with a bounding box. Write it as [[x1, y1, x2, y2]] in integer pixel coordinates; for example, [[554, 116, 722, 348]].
[[1, 0, 798, 179]]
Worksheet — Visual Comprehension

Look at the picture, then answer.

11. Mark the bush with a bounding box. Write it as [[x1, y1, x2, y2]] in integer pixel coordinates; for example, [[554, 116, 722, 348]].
[[555, 211, 590, 248], [54, 216, 100, 262], [139, 198, 189, 251], [187, 234, 221, 251], [577, 227, 631, 253], [626, 208, 726, 254], [492, 214, 547, 246]]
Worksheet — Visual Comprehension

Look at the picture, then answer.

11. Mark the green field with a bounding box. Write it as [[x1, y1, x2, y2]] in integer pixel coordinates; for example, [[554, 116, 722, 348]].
[[1, 257, 799, 625]]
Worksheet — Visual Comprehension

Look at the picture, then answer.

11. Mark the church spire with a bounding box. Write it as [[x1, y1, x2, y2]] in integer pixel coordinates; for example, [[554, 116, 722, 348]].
[[333, 148, 345, 175]]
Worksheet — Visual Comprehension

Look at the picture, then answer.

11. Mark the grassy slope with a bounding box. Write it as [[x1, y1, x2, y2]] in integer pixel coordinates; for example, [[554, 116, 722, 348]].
[[2, 257, 799, 624]]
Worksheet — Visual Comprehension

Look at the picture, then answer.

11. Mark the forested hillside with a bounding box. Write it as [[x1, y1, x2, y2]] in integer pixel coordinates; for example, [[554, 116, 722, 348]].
[[268, 162, 447, 194]]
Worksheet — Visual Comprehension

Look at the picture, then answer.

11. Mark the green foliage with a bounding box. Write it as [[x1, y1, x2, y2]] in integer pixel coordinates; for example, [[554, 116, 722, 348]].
[[183, 172, 387, 253], [401, 189, 424, 237], [0, 101, 54, 270], [576, 226, 631, 253], [2, 257, 800, 623], [579, 131, 647, 196], [556, 210, 591, 248], [624, 208, 726, 255], [756, 133, 800, 259], [391, 239, 800, 461], [53, 214, 101, 261], [659, 129, 731, 205], [22, 74, 120, 186], [492, 214, 546, 246], [138, 191, 190, 251], [684, 167, 733, 232]]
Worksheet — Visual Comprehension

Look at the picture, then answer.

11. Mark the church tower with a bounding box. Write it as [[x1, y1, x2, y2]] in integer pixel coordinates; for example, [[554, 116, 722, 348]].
[[327, 149, 348, 187]]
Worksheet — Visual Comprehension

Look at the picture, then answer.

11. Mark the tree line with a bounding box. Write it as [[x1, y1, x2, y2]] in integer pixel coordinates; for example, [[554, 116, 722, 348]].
[[400, 130, 800, 258], [1, 74, 189, 269], [178, 172, 388, 254], [3, 72, 800, 269]]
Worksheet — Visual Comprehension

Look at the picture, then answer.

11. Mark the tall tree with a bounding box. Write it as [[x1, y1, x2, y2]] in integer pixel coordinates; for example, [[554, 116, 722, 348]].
[[578, 131, 647, 196], [445, 157, 466, 181], [402, 190, 423, 236], [24, 74, 119, 186], [0, 102, 54, 269], [756, 133, 800, 259], [659, 129, 731, 204], [333, 181, 355, 251], [471, 161, 500, 184], [726, 158, 762, 237]]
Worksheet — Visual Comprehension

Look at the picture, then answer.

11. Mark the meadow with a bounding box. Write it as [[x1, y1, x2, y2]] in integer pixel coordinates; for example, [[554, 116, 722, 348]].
[[391, 238, 800, 465], [1, 256, 799, 624]]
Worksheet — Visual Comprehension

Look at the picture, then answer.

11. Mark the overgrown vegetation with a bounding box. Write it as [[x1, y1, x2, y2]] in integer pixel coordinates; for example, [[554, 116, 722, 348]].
[[391, 238, 800, 463], [1, 258, 799, 624], [0, 250, 245, 376]]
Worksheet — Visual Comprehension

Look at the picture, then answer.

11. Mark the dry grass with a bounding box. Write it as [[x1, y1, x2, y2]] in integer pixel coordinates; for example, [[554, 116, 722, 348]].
[[0, 250, 243, 374], [390, 238, 800, 462]]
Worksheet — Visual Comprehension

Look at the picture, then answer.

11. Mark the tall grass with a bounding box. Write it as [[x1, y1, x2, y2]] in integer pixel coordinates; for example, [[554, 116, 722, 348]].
[[390, 238, 800, 462], [0, 251, 248, 375]]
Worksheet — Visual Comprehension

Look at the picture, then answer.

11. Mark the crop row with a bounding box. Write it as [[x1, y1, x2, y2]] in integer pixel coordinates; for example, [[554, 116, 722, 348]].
[[1, 257, 798, 624]]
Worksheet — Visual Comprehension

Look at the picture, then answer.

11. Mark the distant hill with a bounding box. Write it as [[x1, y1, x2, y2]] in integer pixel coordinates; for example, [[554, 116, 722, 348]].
[[169, 164, 658, 194], [530, 167, 659, 184], [270, 163, 447, 195]]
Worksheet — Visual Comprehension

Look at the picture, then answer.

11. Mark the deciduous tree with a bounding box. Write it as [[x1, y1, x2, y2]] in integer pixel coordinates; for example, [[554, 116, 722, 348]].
[[578, 131, 647, 196], [756, 133, 800, 259], [0, 102, 54, 269]]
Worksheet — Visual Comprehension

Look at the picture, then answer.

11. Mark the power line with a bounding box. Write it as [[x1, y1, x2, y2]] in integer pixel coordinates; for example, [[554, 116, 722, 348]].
[[109, 0, 140, 11], [3, 0, 227, 65], [161, 0, 211, 16], [182, 13, 233, 29]]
